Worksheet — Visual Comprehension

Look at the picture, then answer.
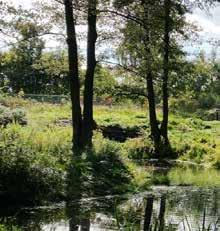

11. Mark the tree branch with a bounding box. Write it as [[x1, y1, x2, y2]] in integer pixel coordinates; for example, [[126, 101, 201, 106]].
[[99, 10, 144, 25], [99, 60, 141, 76]]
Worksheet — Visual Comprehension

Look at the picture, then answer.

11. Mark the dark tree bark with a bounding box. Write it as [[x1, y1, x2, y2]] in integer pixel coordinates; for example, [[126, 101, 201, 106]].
[[142, 1, 161, 154], [64, 0, 83, 150], [158, 195, 166, 231], [80, 219, 91, 231], [82, 0, 97, 146], [143, 196, 154, 231], [146, 71, 161, 154], [161, 0, 171, 145]]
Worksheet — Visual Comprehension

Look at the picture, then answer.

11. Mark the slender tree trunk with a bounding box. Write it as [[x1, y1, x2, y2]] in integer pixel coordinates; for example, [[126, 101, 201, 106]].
[[143, 197, 154, 231], [64, 0, 83, 150], [82, 0, 97, 146], [146, 71, 161, 154], [161, 0, 171, 145], [143, 2, 161, 154], [158, 195, 166, 231]]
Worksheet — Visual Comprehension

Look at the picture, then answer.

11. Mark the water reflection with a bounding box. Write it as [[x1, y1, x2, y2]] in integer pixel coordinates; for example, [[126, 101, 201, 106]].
[[0, 187, 219, 230]]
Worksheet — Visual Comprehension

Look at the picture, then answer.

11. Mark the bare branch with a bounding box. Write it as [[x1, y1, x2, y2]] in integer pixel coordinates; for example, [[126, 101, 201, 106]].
[[99, 10, 144, 25], [98, 60, 146, 79]]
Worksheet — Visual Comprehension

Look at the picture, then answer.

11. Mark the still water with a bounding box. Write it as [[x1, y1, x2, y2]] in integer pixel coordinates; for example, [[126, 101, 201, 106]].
[[0, 187, 219, 231]]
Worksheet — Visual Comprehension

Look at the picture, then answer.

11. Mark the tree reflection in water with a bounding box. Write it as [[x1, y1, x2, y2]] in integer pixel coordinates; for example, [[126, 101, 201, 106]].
[[66, 188, 219, 231], [0, 188, 219, 230]]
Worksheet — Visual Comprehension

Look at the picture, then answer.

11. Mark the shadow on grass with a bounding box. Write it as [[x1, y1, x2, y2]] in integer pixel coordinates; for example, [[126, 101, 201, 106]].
[[65, 146, 133, 230], [66, 146, 133, 201]]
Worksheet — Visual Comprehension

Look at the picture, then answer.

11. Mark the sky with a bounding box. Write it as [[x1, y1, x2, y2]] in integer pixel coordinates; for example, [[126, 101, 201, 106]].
[[186, 3, 220, 57], [3, 0, 220, 58]]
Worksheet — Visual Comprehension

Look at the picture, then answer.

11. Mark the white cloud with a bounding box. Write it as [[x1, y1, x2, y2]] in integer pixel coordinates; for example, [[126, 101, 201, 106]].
[[187, 14, 220, 35], [2, 0, 220, 56], [185, 4, 220, 57], [186, 3, 220, 37]]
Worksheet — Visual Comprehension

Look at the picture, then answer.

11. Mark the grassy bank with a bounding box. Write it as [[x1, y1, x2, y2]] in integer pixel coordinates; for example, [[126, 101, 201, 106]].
[[0, 96, 220, 204]]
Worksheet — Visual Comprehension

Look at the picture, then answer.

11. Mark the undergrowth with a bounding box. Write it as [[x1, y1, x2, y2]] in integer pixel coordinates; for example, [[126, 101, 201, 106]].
[[0, 96, 219, 204]]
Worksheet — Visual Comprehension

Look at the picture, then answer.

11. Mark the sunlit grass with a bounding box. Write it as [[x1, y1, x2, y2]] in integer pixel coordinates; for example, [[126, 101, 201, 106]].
[[168, 167, 220, 187], [18, 101, 220, 175], [1, 97, 220, 191], [94, 105, 147, 127]]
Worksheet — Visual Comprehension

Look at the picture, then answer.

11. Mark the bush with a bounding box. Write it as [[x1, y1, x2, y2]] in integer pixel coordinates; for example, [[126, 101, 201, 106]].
[[0, 105, 27, 126], [169, 96, 199, 113], [0, 128, 66, 205], [124, 138, 152, 160], [0, 95, 28, 108], [12, 108, 26, 124], [198, 93, 216, 109]]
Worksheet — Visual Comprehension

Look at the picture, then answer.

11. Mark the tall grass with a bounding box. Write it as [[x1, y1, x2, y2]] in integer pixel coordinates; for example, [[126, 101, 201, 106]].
[[168, 167, 220, 186], [0, 97, 220, 203]]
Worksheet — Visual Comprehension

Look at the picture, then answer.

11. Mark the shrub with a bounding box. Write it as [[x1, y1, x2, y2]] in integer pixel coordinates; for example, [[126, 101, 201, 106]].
[[0, 105, 27, 126], [188, 145, 207, 161], [198, 93, 216, 109], [0, 95, 28, 108], [169, 96, 199, 113], [11, 108, 27, 124], [0, 128, 66, 205], [124, 138, 152, 160]]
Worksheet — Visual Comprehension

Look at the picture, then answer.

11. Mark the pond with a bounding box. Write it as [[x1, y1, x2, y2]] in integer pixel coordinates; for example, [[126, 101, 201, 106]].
[[0, 187, 219, 231]]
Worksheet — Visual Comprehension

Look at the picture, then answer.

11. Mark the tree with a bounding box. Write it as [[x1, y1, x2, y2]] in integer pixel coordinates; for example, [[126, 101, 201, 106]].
[[64, 0, 83, 150], [112, 0, 191, 156], [63, 0, 98, 149], [0, 22, 45, 93], [34, 51, 69, 94], [142, 0, 162, 154], [93, 65, 117, 101], [1, 0, 99, 150], [82, 0, 98, 146], [160, 0, 171, 145]]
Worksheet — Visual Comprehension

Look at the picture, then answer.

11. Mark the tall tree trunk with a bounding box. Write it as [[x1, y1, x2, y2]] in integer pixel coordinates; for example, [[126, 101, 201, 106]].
[[146, 71, 161, 154], [83, 0, 97, 146], [143, 197, 154, 231], [64, 0, 83, 150], [158, 195, 166, 231], [161, 0, 171, 145], [143, 1, 161, 154]]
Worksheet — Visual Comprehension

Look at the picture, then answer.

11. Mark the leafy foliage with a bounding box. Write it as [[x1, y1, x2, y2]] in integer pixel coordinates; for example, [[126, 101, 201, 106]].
[[0, 105, 27, 126]]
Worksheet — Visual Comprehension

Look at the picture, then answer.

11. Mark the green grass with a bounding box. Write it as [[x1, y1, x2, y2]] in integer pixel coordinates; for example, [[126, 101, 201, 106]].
[[94, 105, 148, 128], [6, 97, 219, 168], [168, 167, 220, 187], [0, 96, 220, 203]]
